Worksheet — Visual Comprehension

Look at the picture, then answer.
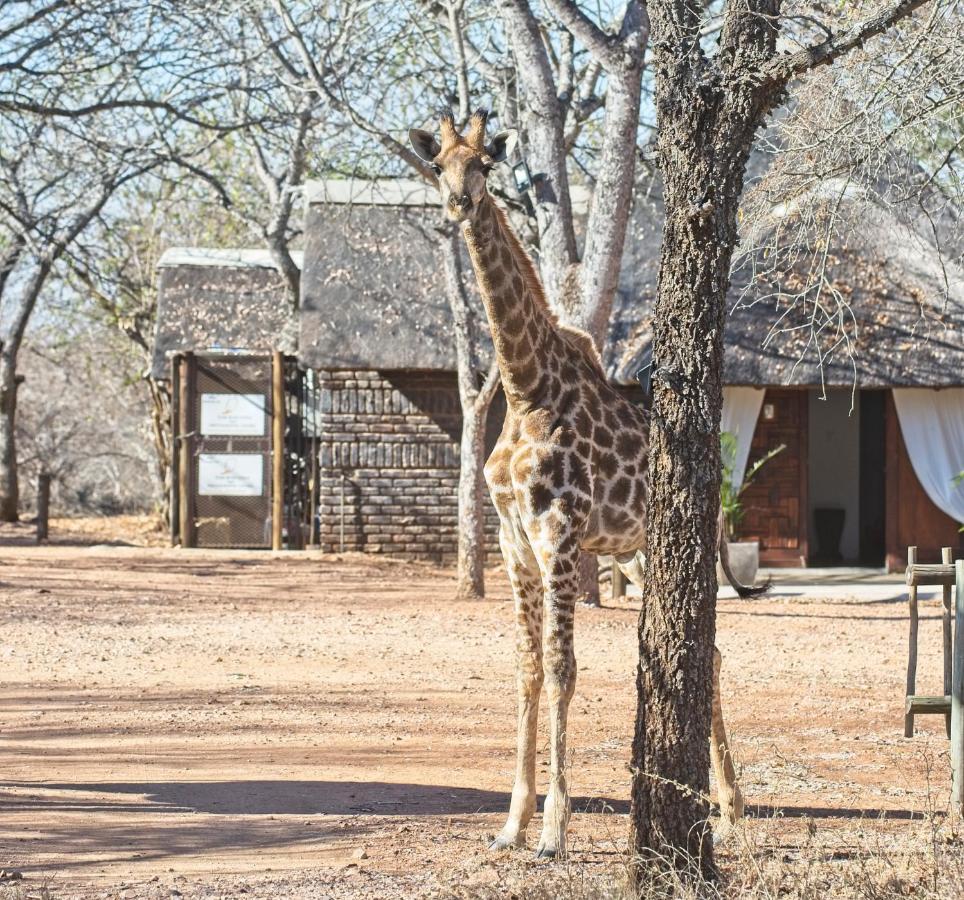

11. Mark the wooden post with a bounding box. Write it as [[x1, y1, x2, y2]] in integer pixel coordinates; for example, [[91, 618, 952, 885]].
[[170, 357, 180, 546], [178, 353, 195, 549], [271, 351, 284, 552], [612, 560, 627, 601], [309, 435, 320, 547], [905, 545, 919, 737], [951, 559, 964, 815], [944, 547, 954, 738], [36, 472, 51, 543]]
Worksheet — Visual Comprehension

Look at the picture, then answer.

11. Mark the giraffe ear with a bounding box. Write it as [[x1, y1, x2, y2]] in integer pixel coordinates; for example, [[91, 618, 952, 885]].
[[409, 129, 441, 163], [485, 129, 518, 163]]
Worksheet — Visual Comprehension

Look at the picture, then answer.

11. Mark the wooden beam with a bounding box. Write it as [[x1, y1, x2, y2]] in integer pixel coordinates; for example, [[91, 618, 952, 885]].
[[797, 390, 809, 566], [170, 357, 180, 546], [178, 353, 194, 549], [905, 545, 919, 737], [36, 472, 50, 543], [309, 435, 320, 547], [906, 564, 956, 587], [905, 695, 951, 716], [884, 394, 900, 572], [272, 350, 285, 552], [952, 560, 964, 815]]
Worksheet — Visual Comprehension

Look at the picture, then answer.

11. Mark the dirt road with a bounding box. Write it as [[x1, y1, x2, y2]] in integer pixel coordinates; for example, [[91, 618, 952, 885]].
[[0, 540, 955, 898]]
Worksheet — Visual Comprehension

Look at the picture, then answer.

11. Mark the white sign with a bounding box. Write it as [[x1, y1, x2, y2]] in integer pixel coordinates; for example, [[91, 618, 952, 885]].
[[198, 454, 264, 496], [200, 393, 266, 436]]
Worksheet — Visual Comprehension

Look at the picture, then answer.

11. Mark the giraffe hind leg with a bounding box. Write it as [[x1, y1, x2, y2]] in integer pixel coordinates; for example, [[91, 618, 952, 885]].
[[711, 646, 744, 835]]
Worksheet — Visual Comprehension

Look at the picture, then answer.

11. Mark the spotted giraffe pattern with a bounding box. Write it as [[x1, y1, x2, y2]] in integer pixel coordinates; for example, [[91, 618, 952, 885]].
[[409, 110, 743, 859]]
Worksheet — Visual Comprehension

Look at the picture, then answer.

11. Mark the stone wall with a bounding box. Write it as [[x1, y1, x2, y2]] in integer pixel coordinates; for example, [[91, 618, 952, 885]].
[[316, 369, 502, 561], [315, 367, 647, 563]]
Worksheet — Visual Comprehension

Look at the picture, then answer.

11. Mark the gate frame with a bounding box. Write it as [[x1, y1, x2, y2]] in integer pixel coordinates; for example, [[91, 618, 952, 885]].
[[171, 350, 318, 550]]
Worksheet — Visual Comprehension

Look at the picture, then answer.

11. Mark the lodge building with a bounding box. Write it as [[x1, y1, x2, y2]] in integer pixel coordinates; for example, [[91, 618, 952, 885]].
[[152, 177, 964, 570]]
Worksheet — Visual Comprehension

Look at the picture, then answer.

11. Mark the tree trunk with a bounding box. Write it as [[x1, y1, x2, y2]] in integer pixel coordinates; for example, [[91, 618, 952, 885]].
[[146, 375, 173, 529], [575, 72, 644, 344], [629, 83, 754, 877], [439, 226, 500, 600], [502, 0, 578, 308], [456, 393, 489, 601], [0, 353, 20, 522]]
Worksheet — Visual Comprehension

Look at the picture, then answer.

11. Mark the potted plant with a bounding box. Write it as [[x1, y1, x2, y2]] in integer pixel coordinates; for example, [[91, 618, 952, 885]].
[[717, 432, 786, 586]]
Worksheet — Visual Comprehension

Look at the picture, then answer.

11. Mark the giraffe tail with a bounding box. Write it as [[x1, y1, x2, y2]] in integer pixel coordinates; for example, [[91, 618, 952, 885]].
[[718, 508, 771, 599]]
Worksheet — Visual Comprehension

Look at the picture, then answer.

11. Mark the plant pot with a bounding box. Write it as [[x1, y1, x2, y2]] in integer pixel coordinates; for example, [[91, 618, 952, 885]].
[[716, 540, 760, 588]]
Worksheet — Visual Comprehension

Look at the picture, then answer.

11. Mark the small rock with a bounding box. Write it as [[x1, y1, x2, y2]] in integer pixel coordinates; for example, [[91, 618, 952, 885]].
[[352, 848, 368, 860]]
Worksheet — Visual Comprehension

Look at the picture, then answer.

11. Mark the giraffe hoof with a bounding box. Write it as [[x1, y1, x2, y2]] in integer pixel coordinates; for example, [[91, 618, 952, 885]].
[[533, 845, 560, 860], [488, 835, 524, 851]]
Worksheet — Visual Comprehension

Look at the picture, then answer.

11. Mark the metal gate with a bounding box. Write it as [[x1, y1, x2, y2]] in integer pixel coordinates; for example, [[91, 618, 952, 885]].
[[172, 352, 318, 549]]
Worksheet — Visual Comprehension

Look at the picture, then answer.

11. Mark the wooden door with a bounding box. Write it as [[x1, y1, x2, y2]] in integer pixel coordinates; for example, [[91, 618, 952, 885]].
[[738, 388, 808, 566]]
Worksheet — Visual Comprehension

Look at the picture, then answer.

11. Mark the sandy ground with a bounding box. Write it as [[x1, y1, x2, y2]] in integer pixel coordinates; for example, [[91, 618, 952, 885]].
[[0, 518, 959, 898]]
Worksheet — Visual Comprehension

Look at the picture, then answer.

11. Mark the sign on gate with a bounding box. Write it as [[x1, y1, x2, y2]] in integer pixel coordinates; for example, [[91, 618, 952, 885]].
[[198, 453, 264, 496], [200, 393, 266, 436]]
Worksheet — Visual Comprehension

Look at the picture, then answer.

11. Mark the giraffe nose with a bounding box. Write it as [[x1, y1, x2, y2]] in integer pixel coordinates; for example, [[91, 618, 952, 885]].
[[449, 193, 472, 212]]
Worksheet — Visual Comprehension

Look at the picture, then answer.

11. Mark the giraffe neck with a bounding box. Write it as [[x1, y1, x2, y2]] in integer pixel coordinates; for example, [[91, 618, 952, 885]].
[[461, 195, 559, 408]]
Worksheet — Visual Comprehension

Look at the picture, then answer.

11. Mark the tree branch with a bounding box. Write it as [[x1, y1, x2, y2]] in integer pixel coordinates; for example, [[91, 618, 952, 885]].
[[765, 0, 933, 85], [544, 0, 623, 71]]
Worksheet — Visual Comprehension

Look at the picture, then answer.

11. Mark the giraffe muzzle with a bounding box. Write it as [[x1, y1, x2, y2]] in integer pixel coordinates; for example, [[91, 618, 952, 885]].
[[449, 194, 472, 214]]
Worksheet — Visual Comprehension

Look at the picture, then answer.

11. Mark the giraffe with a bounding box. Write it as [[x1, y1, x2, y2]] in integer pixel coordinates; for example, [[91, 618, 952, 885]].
[[409, 109, 757, 859]]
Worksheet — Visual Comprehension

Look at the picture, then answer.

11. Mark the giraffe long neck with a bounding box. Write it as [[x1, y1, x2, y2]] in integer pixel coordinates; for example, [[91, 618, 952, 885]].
[[462, 195, 560, 407]]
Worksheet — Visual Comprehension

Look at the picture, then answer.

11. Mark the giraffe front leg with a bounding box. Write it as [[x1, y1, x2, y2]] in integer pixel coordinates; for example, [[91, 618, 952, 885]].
[[490, 537, 543, 851], [533, 538, 579, 859], [710, 646, 744, 838]]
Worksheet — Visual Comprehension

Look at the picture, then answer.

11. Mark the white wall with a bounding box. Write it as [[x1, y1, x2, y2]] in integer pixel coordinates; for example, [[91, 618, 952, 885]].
[[808, 390, 861, 562]]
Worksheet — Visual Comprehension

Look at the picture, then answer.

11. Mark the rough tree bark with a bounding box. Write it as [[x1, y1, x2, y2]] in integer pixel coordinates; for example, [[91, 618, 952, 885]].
[[630, 0, 934, 880], [146, 376, 173, 527]]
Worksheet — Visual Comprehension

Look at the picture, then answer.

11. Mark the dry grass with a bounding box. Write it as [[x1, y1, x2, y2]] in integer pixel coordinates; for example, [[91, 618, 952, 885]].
[[429, 815, 964, 900]]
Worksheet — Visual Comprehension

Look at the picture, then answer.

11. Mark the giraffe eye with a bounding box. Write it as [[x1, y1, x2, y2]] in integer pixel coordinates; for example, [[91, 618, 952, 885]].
[[481, 162, 493, 176], [430, 163, 442, 176]]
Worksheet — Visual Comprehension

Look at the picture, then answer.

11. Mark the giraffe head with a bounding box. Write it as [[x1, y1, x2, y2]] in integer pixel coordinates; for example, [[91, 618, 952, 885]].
[[409, 109, 517, 223]]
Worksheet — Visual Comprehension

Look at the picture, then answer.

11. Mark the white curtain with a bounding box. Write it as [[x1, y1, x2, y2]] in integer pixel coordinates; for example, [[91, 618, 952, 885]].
[[893, 388, 964, 525], [722, 387, 765, 489]]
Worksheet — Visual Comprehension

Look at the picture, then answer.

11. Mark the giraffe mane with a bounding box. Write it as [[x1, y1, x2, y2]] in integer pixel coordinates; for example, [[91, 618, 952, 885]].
[[489, 202, 605, 377]]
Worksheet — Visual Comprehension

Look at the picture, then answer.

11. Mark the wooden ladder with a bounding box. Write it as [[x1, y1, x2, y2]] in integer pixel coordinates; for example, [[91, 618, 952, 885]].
[[904, 546, 964, 813]]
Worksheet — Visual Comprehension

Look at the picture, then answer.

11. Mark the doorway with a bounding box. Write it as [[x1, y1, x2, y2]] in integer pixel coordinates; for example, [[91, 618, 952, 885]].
[[807, 388, 886, 566]]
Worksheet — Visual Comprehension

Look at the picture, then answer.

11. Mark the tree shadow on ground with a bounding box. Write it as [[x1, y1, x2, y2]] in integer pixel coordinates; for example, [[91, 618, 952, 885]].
[[7, 781, 927, 822], [6, 780, 625, 816]]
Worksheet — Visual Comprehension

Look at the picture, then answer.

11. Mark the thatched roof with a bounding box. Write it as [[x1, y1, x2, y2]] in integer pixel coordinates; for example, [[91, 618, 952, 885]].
[[613, 188, 964, 387], [151, 248, 300, 379], [298, 180, 471, 371], [297, 176, 654, 374], [153, 177, 963, 389]]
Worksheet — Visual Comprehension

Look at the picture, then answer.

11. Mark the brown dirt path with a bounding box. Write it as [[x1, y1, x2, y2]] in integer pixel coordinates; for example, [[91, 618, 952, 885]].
[[0, 541, 954, 898]]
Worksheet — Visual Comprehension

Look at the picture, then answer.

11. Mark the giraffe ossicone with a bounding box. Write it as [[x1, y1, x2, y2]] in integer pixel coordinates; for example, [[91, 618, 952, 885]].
[[409, 109, 750, 859]]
